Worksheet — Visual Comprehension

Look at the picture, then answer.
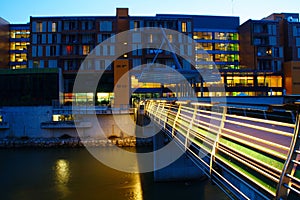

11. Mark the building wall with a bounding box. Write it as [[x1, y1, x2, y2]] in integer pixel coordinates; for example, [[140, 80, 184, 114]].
[[239, 20, 284, 72], [0, 17, 9, 69], [0, 68, 60, 106], [283, 20, 300, 61], [239, 20, 256, 69], [284, 61, 300, 94], [0, 106, 136, 138], [9, 24, 30, 69]]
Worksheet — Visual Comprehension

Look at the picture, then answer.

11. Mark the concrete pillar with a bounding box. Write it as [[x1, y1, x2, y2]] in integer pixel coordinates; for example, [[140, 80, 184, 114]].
[[153, 130, 205, 182]]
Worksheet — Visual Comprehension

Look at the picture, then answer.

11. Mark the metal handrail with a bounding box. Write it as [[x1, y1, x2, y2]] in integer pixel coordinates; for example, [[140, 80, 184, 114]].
[[145, 100, 300, 199]]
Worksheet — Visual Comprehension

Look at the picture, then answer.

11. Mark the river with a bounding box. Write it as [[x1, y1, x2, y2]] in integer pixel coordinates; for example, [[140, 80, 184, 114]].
[[0, 148, 228, 200]]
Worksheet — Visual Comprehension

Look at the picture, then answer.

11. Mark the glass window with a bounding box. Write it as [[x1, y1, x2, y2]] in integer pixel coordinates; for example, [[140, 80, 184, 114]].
[[82, 34, 93, 43], [82, 45, 90, 55], [167, 34, 173, 43], [215, 32, 225, 40], [48, 60, 57, 68], [215, 43, 227, 51], [10, 30, 15, 38], [50, 46, 56, 56], [66, 45, 73, 55], [268, 24, 276, 35], [296, 27, 300, 36], [201, 43, 213, 50], [100, 21, 113, 32], [52, 22, 57, 32], [134, 21, 140, 30], [196, 54, 213, 61], [254, 24, 263, 33], [52, 34, 57, 43], [149, 34, 153, 43], [193, 32, 212, 40], [269, 36, 277, 45], [296, 38, 300, 47], [33, 61, 39, 68], [181, 22, 187, 32], [36, 22, 43, 32], [214, 32, 238, 40], [37, 35, 42, 43], [227, 43, 239, 51], [102, 34, 111, 41]]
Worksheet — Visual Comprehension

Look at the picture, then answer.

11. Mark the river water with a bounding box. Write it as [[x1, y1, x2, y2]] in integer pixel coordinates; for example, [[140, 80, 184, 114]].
[[0, 148, 228, 200]]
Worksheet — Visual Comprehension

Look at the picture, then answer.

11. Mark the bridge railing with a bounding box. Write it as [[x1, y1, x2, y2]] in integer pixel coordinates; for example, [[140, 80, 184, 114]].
[[145, 100, 300, 200]]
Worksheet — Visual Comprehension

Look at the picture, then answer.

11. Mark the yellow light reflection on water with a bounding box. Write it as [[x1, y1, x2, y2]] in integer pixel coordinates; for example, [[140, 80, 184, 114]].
[[132, 174, 143, 200], [55, 159, 70, 184], [54, 159, 71, 198]]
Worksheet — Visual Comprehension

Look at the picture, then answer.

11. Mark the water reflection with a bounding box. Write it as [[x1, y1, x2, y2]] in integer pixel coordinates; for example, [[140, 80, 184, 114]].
[[0, 148, 228, 200], [54, 159, 71, 198]]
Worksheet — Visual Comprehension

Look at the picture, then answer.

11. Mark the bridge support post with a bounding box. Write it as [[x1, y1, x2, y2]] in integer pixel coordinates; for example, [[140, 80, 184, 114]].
[[153, 130, 205, 182]]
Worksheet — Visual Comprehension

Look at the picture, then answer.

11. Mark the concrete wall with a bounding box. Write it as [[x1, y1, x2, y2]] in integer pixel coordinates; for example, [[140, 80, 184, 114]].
[[0, 106, 136, 139]]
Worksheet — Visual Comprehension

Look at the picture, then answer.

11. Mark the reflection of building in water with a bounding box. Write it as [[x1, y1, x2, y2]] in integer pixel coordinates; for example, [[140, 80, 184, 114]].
[[54, 159, 71, 197], [55, 159, 70, 184]]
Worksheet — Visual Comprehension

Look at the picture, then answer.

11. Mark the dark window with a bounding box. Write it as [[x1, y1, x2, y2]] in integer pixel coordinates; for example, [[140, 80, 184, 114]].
[[102, 34, 111, 41], [52, 34, 57, 43], [50, 46, 56, 56], [37, 35, 42, 43]]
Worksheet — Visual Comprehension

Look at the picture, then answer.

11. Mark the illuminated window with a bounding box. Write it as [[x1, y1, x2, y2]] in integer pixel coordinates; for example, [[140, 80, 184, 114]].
[[196, 54, 213, 62], [149, 34, 153, 43], [52, 22, 57, 32], [33, 61, 39, 68], [10, 42, 15, 50], [181, 22, 187, 32], [193, 32, 213, 40], [36, 22, 43, 32], [134, 21, 140, 30], [215, 43, 227, 51], [66, 45, 73, 55], [10, 30, 15, 38], [82, 45, 90, 55], [196, 43, 213, 50], [214, 32, 238, 40], [258, 76, 282, 87], [167, 34, 173, 43]]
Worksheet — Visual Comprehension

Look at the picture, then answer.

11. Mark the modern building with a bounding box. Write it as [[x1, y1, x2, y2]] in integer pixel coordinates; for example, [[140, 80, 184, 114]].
[[263, 13, 300, 94], [263, 13, 300, 95], [2, 8, 298, 106], [0, 68, 62, 106], [239, 19, 284, 72], [26, 8, 245, 103], [0, 17, 9, 69], [9, 24, 30, 69]]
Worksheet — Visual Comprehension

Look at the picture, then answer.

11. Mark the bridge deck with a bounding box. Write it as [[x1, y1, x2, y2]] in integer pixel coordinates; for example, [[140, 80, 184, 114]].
[[145, 100, 300, 200]]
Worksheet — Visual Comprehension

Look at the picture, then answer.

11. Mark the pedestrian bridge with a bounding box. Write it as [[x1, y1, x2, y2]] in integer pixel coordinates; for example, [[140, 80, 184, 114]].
[[145, 99, 300, 200]]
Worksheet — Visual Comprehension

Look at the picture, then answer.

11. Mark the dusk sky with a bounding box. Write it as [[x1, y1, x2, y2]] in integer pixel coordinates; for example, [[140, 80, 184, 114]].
[[1, 0, 299, 24]]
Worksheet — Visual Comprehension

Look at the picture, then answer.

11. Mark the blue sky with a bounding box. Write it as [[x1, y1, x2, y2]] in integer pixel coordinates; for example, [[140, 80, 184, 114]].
[[1, 0, 299, 24]]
